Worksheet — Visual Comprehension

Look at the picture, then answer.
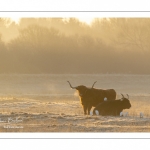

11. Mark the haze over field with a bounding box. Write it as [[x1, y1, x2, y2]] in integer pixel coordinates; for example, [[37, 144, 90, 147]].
[[1, 18, 150, 74], [1, 17, 150, 132]]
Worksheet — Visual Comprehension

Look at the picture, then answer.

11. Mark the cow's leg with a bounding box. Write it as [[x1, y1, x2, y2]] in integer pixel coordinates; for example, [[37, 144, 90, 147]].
[[83, 104, 88, 115], [87, 104, 92, 115]]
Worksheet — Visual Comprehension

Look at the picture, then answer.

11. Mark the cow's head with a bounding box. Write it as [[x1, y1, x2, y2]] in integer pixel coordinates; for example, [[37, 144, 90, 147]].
[[120, 94, 131, 109], [67, 81, 97, 97]]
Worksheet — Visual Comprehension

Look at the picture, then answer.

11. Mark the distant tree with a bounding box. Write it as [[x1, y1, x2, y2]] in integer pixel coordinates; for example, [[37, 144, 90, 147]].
[[0, 33, 8, 73], [0, 33, 6, 50], [9, 25, 62, 53], [1, 17, 150, 74], [107, 18, 150, 52]]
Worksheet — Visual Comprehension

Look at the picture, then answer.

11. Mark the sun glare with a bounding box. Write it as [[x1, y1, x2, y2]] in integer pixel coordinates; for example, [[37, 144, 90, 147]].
[[77, 17, 94, 25], [10, 17, 20, 24], [10, 17, 94, 25]]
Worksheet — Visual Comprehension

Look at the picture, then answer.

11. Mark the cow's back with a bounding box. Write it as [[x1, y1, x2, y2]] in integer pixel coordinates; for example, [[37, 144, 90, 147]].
[[89, 88, 116, 107], [104, 89, 116, 100]]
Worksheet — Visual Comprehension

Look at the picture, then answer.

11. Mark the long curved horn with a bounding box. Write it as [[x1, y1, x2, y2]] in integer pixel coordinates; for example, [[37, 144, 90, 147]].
[[67, 81, 77, 89], [91, 81, 97, 88], [121, 93, 124, 98], [126, 94, 129, 99]]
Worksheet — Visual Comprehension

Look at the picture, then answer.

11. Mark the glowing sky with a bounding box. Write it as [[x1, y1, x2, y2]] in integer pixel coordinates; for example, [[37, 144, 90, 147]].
[[10, 17, 94, 25]]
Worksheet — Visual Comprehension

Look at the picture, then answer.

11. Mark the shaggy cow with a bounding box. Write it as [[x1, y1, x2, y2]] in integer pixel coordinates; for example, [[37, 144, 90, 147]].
[[92, 94, 131, 116], [67, 81, 116, 115]]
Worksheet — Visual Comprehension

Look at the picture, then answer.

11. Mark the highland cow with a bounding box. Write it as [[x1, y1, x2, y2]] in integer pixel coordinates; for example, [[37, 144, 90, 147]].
[[67, 81, 116, 115], [92, 94, 131, 116]]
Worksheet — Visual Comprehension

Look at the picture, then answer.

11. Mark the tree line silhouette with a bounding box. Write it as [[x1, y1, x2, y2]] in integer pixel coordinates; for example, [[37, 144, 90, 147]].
[[1, 18, 150, 74]]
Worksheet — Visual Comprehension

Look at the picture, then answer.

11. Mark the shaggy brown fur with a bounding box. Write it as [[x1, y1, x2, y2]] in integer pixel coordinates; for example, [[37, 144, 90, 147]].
[[67, 81, 116, 115], [93, 94, 131, 116]]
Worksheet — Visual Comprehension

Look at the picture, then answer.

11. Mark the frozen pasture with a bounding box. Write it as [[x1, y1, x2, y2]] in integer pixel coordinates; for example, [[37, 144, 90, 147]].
[[0, 95, 150, 132], [0, 74, 150, 132]]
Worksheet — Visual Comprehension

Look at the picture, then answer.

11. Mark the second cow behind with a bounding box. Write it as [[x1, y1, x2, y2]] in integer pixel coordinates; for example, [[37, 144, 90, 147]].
[[92, 94, 131, 116]]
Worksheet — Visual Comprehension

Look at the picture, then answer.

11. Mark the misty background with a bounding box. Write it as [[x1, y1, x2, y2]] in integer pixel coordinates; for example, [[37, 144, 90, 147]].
[[1, 18, 150, 74]]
